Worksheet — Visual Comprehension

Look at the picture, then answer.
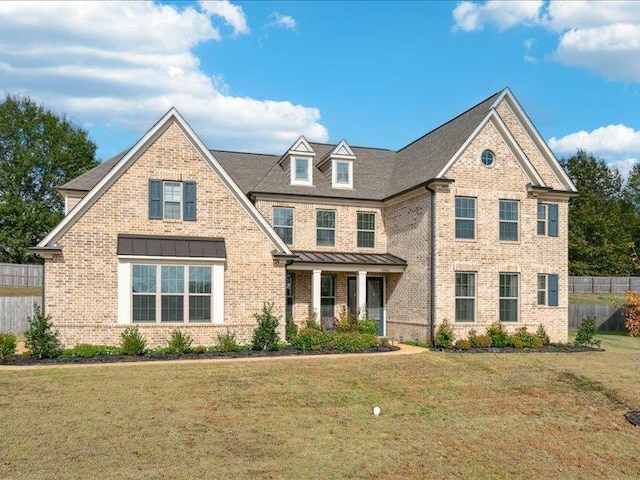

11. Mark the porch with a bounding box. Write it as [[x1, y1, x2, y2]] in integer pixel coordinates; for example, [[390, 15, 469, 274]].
[[286, 251, 407, 336]]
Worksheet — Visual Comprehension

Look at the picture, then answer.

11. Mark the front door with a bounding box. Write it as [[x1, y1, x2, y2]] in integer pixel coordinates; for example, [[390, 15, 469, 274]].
[[366, 277, 384, 336]]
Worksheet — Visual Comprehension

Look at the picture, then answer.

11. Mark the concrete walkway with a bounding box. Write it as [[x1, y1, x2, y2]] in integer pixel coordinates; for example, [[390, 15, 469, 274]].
[[1, 342, 429, 371]]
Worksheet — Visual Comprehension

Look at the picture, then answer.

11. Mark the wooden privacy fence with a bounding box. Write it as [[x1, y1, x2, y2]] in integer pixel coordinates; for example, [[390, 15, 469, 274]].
[[0, 263, 43, 287], [0, 297, 41, 334], [569, 304, 627, 331], [569, 276, 640, 294]]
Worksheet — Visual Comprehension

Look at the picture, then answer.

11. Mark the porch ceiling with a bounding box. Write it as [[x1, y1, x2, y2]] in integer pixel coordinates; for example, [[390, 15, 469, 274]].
[[288, 250, 407, 272]]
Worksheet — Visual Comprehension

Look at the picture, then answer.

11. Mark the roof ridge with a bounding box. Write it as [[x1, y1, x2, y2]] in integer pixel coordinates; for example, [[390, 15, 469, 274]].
[[210, 148, 279, 157], [308, 141, 394, 152], [397, 88, 505, 154]]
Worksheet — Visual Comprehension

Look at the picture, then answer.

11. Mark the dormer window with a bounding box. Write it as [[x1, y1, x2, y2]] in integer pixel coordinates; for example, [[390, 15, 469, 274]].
[[291, 156, 313, 186], [332, 160, 353, 188]]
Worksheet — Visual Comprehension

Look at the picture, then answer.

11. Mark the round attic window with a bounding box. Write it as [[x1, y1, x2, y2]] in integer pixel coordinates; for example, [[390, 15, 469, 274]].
[[481, 149, 495, 166]]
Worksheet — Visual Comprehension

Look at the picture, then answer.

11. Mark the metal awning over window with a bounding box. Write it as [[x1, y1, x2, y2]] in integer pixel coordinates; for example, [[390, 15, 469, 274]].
[[117, 234, 226, 259]]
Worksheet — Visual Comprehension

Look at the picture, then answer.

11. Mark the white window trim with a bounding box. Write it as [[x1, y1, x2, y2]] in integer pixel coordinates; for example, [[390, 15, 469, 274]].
[[455, 271, 476, 323], [118, 257, 224, 325], [273, 207, 294, 245], [332, 159, 353, 189], [316, 209, 336, 247], [356, 211, 376, 248], [163, 181, 183, 221], [499, 273, 519, 322], [290, 156, 313, 186], [537, 203, 548, 236], [537, 274, 547, 306], [499, 199, 520, 242], [454, 196, 476, 241]]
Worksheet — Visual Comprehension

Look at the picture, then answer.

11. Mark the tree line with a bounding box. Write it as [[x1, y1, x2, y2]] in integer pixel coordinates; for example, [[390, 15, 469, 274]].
[[1, 95, 639, 275]]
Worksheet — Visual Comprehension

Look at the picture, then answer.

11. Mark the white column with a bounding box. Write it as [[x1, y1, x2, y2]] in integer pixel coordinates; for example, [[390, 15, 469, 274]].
[[312, 269, 322, 320], [357, 270, 367, 318]]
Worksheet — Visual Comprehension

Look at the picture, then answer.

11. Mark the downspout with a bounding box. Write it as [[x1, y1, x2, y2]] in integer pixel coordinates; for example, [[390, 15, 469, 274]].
[[425, 183, 437, 347], [41, 260, 45, 316]]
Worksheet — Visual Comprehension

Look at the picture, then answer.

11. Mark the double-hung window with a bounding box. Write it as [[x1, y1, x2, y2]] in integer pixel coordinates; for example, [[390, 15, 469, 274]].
[[455, 197, 476, 239], [499, 200, 519, 241], [537, 203, 559, 237], [132, 264, 212, 323], [149, 179, 197, 221], [455, 272, 475, 322], [273, 207, 294, 245], [332, 160, 353, 188], [537, 274, 559, 307], [316, 210, 336, 247], [499, 273, 519, 322], [357, 212, 375, 248], [291, 157, 313, 186]]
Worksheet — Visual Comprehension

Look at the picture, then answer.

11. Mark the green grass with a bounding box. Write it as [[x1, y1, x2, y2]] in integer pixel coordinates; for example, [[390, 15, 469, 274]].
[[0, 286, 42, 297], [1, 334, 639, 479], [569, 292, 627, 305]]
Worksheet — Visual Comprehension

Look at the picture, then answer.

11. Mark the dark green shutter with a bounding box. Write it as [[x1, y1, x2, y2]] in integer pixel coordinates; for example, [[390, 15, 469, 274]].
[[149, 179, 162, 219], [548, 204, 558, 237], [183, 181, 197, 221], [549, 274, 559, 306]]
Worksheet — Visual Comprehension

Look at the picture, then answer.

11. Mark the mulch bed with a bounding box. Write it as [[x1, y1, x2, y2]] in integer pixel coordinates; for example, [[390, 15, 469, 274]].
[[432, 345, 603, 354], [1, 345, 400, 366]]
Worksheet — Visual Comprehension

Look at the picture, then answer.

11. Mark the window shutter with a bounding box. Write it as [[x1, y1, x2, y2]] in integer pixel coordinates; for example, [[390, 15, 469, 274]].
[[149, 179, 162, 219], [548, 203, 559, 237], [549, 274, 559, 306], [183, 181, 197, 221]]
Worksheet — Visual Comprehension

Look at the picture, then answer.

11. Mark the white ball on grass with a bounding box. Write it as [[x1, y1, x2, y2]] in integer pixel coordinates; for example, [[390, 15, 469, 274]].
[[373, 406, 381, 416]]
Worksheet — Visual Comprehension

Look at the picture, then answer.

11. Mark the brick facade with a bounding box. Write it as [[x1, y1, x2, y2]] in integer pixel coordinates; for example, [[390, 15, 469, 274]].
[[46, 122, 286, 347]]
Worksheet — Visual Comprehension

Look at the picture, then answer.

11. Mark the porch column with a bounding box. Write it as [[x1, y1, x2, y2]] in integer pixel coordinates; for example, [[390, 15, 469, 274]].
[[312, 269, 322, 320], [357, 270, 367, 318]]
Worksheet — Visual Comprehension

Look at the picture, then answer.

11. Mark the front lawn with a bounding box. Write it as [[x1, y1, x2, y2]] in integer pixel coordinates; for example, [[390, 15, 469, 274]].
[[1, 333, 639, 479]]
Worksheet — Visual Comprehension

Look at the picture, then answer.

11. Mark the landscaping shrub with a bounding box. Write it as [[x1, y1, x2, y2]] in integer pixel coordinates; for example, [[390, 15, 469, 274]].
[[25, 304, 60, 359], [467, 329, 478, 346], [252, 302, 280, 351], [285, 314, 298, 341], [70, 344, 118, 358], [120, 326, 147, 355], [0, 333, 17, 360], [622, 292, 640, 337], [335, 306, 358, 333], [216, 329, 243, 352], [575, 316, 601, 347], [334, 332, 377, 353], [305, 315, 322, 330], [290, 327, 334, 351], [435, 319, 455, 349], [357, 317, 378, 335], [510, 327, 543, 349], [536, 324, 551, 346], [473, 335, 491, 348], [193, 345, 206, 354], [167, 329, 194, 354], [486, 321, 512, 348], [454, 339, 471, 350]]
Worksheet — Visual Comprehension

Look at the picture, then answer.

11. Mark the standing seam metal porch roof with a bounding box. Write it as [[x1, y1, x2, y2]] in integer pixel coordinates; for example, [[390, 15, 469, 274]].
[[291, 250, 407, 266], [117, 234, 226, 258]]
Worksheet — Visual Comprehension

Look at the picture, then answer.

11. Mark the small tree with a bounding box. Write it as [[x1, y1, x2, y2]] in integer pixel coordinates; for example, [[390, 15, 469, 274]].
[[252, 302, 280, 351], [120, 326, 147, 355], [435, 319, 455, 349], [622, 292, 640, 337], [24, 304, 59, 358], [574, 316, 601, 347]]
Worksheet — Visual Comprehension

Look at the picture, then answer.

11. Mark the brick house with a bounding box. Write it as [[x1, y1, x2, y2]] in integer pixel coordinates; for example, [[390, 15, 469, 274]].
[[33, 88, 577, 347]]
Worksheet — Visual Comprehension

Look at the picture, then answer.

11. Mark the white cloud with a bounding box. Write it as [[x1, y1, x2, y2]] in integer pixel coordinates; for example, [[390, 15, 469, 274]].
[[0, 1, 328, 154], [271, 12, 297, 31], [452, 0, 640, 82], [549, 124, 640, 177], [452, 0, 543, 32], [199, 0, 249, 36]]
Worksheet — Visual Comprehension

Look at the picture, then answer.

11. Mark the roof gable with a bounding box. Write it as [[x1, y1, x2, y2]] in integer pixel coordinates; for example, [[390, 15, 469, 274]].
[[38, 108, 292, 255]]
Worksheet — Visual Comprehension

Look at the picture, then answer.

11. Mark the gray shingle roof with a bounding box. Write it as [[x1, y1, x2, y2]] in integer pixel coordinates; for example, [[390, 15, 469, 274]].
[[58, 89, 505, 200]]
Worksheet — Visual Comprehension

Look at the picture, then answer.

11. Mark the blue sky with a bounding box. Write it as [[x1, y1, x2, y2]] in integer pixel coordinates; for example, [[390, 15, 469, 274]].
[[2, 1, 640, 176]]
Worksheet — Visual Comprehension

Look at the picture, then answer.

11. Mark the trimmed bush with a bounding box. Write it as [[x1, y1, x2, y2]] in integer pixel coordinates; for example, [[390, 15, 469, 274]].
[[25, 304, 60, 359], [536, 324, 550, 346], [290, 327, 334, 351], [167, 329, 193, 354], [473, 334, 491, 348], [454, 339, 471, 350], [0, 333, 17, 360], [70, 344, 118, 358], [510, 327, 543, 349], [334, 332, 377, 353], [486, 321, 512, 348], [285, 314, 298, 341], [216, 330, 243, 352], [120, 326, 147, 355], [435, 319, 455, 349], [575, 316, 601, 347], [252, 302, 280, 351], [357, 318, 378, 335]]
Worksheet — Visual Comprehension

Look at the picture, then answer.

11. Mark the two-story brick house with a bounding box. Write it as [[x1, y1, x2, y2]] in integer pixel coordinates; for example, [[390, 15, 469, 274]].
[[33, 88, 577, 347]]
